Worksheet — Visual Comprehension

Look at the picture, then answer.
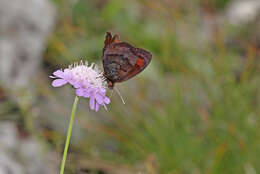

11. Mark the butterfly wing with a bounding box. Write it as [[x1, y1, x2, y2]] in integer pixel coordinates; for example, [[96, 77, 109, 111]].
[[103, 32, 120, 56], [103, 41, 152, 86], [116, 46, 152, 82]]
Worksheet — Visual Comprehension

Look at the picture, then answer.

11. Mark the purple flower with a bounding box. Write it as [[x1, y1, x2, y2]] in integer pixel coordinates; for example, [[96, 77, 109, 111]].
[[50, 61, 110, 111]]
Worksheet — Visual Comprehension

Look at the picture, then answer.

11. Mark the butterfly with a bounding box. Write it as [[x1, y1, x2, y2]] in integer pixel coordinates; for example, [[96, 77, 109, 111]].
[[102, 32, 152, 89]]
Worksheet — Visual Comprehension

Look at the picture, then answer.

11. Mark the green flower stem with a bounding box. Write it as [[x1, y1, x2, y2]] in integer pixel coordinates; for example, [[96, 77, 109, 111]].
[[60, 95, 79, 174]]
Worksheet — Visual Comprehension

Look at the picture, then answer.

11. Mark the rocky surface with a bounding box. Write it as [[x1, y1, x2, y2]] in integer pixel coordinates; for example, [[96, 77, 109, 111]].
[[0, 0, 55, 88], [226, 0, 260, 25], [0, 122, 58, 174]]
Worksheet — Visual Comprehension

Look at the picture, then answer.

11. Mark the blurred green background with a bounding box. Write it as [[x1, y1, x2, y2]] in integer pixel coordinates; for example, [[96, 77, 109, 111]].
[[1, 0, 260, 173]]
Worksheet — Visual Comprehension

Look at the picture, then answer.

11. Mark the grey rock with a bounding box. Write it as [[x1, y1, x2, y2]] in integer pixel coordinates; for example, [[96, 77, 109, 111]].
[[0, 152, 25, 174], [0, 0, 56, 88], [0, 121, 58, 174], [226, 0, 260, 25]]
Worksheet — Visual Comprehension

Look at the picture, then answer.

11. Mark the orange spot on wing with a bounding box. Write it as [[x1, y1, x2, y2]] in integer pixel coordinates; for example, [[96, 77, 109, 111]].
[[113, 39, 119, 43], [112, 34, 119, 43], [136, 58, 144, 67]]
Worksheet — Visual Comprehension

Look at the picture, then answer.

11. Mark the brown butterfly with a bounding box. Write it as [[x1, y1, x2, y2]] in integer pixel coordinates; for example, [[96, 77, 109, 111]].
[[102, 32, 152, 89]]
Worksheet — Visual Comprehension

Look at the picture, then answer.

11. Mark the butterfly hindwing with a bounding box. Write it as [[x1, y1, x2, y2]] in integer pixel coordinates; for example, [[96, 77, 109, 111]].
[[116, 47, 152, 82]]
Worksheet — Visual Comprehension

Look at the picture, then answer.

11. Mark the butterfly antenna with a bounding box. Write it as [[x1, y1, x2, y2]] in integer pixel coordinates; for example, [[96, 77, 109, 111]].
[[114, 87, 126, 104]]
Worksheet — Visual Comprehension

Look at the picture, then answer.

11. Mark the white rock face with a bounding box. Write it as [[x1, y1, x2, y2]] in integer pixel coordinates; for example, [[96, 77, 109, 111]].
[[0, 122, 58, 174], [226, 0, 260, 25], [0, 0, 56, 88]]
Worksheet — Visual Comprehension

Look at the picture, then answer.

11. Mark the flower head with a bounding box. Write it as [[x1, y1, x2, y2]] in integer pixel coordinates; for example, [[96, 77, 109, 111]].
[[50, 61, 110, 111]]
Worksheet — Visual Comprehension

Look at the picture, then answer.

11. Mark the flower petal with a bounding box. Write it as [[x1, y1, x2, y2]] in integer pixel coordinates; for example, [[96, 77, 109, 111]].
[[95, 93, 104, 104], [49, 75, 56, 78], [95, 103, 100, 112], [83, 92, 91, 98], [64, 70, 74, 84], [64, 68, 70, 72], [52, 79, 67, 87], [83, 87, 93, 98], [89, 96, 95, 110], [75, 88, 84, 97], [100, 88, 106, 94], [104, 97, 110, 104], [53, 70, 64, 78], [72, 81, 81, 88]]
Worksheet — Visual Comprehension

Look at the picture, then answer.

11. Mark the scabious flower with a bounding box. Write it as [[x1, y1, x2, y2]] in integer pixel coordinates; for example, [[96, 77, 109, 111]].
[[50, 61, 110, 111]]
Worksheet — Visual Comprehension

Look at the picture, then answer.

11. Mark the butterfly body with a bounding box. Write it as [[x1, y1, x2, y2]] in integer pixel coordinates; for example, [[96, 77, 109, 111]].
[[102, 32, 152, 89]]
